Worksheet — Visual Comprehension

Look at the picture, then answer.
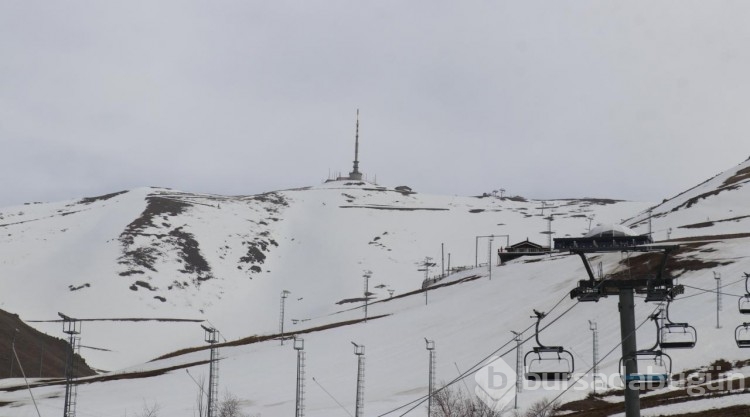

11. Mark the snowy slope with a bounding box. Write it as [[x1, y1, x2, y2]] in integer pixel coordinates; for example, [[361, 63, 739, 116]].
[[0, 182, 648, 371], [2, 239, 750, 417], [627, 156, 750, 241], [3, 168, 750, 416]]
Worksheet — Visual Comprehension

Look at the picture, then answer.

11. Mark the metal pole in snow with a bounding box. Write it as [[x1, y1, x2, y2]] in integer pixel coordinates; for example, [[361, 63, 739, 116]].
[[715, 272, 722, 329], [364, 273, 370, 323], [475, 236, 479, 267], [280, 290, 290, 345], [425, 339, 435, 417], [511, 331, 522, 409], [441, 243, 445, 278], [423, 257, 432, 305], [488, 237, 494, 280], [589, 320, 599, 393]]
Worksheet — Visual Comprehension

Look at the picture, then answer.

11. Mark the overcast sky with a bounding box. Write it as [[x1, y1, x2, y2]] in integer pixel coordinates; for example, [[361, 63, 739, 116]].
[[2, 1, 749, 207]]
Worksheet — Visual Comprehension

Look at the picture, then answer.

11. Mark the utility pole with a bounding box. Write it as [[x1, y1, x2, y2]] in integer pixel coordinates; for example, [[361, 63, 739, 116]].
[[545, 216, 554, 251], [294, 337, 305, 417], [538, 201, 549, 216], [589, 321, 599, 393], [475, 235, 509, 267], [447, 253, 451, 277], [421, 257, 433, 305], [588, 215, 596, 233], [280, 290, 291, 345], [363, 271, 372, 322], [647, 209, 653, 240], [715, 272, 722, 329], [425, 339, 436, 417], [441, 243, 445, 278], [488, 237, 494, 280], [352, 342, 365, 417], [202, 325, 220, 417]]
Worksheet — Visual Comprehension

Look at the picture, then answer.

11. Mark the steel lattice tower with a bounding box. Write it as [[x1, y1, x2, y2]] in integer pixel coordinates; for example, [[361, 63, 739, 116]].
[[589, 321, 599, 393], [352, 342, 365, 417], [202, 326, 220, 417], [60, 313, 80, 417], [425, 339, 435, 417], [280, 290, 291, 345], [294, 337, 305, 417], [510, 330, 522, 410]]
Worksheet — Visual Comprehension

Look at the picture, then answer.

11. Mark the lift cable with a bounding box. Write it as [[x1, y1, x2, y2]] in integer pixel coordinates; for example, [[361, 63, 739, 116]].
[[312, 376, 354, 417], [678, 280, 746, 299], [389, 298, 581, 417], [536, 301, 666, 416], [380, 269, 627, 417], [375, 289, 574, 417], [12, 343, 42, 417], [375, 321, 536, 417]]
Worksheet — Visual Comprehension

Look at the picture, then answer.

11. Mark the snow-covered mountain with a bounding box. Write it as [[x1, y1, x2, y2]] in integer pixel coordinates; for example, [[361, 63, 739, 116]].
[[0, 182, 647, 370], [2, 157, 750, 417], [627, 156, 750, 240]]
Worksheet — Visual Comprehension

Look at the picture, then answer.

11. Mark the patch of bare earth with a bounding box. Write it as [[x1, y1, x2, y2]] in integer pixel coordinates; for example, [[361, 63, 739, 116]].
[[606, 243, 733, 280], [722, 165, 750, 187], [0, 308, 95, 380], [680, 215, 750, 229]]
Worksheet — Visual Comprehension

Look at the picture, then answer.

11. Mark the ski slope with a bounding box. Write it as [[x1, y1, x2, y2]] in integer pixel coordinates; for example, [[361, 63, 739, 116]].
[[0, 182, 647, 371], [2, 157, 750, 416]]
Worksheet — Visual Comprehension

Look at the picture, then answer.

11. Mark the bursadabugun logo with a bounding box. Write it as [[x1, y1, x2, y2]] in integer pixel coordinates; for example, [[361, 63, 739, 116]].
[[474, 356, 517, 411]]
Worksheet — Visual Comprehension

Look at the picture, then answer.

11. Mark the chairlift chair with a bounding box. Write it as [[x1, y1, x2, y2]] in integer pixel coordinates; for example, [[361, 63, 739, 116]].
[[739, 296, 750, 315], [619, 313, 672, 389], [660, 323, 697, 349], [619, 350, 672, 390], [659, 300, 697, 349], [735, 323, 750, 348], [523, 310, 575, 381], [739, 273, 750, 314]]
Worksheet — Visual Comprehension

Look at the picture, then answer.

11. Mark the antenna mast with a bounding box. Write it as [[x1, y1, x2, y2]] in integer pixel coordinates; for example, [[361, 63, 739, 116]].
[[349, 109, 363, 180]]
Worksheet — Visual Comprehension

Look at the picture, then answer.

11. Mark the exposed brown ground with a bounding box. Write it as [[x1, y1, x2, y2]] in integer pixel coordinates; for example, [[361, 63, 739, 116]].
[[0, 308, 95, 379]]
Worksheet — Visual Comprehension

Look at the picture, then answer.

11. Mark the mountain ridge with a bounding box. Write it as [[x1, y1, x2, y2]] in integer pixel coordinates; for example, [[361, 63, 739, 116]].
[[2, 159, 750, 416]]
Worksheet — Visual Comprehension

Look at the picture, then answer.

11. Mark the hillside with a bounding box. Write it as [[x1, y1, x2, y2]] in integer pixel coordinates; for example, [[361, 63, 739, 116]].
[[0, 308, 95, 379], [627, 156, 750, 240], [0, 182, 647, 371], [1, 158, 750, 416]]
